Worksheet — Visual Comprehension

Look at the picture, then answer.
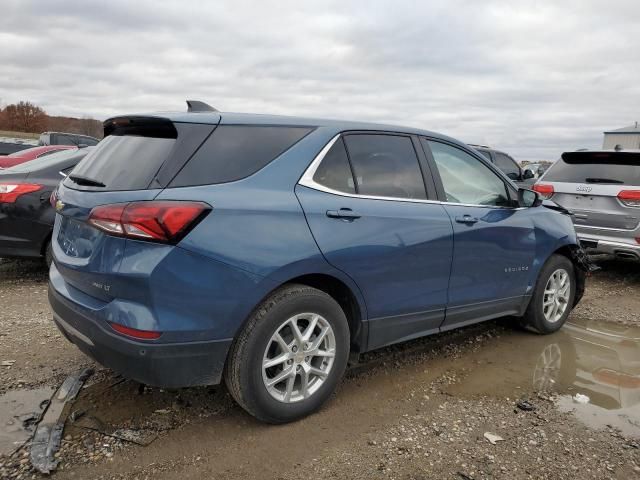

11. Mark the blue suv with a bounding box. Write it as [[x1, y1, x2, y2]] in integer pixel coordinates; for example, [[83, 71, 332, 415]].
[[49, 103, 587, 423]]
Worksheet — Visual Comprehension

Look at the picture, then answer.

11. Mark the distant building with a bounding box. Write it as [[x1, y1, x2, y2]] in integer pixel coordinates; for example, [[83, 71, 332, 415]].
[[603, 122, 640, 150]]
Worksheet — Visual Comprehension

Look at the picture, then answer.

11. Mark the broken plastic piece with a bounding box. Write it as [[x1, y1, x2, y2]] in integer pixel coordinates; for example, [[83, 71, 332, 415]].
[[483, 432, 504, 445], [29, 368, 93, 474]]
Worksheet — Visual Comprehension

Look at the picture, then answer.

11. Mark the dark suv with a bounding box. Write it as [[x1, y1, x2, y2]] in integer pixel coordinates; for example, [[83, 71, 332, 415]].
[[49, 103, 586, 423], [470, 145, 535, 187]]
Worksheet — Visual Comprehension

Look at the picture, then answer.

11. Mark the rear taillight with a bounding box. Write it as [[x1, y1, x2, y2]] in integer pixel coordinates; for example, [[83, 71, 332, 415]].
[[617, 190, 640, 208], [0, 183, 42, 203], [88, 201, 210, 243], [109, 322, 162, 340], [532, 183, 554, 199]]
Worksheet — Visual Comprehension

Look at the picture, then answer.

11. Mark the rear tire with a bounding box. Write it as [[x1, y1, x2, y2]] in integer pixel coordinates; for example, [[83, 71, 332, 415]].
[[521, 254, 576, 334], [224, 284, 350, 424]]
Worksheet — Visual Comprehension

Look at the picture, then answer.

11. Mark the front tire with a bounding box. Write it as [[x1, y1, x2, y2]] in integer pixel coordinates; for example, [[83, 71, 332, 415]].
[[224, 284, 350, 423], [521, 254, 576, 334]]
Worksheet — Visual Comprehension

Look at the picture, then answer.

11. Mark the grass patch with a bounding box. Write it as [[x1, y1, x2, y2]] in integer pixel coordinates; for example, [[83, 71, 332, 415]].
[[0, 130, 39, 140]]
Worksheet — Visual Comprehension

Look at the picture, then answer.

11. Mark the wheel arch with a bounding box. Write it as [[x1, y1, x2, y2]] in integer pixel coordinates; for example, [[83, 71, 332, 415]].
[[550, 243, 589, 307], [234, 269, 369, 354], [282, 273, 367, 351]]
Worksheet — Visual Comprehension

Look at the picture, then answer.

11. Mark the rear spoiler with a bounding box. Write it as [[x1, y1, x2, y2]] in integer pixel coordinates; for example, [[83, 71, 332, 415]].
[[103, 116, 178, 139], [562, 151, 640, 165]]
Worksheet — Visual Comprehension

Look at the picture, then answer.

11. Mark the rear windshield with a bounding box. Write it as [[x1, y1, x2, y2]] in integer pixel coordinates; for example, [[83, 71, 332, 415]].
[[169, 125, 313, 187], [544, 152, 640, 185], [65, 135, 176, 190]]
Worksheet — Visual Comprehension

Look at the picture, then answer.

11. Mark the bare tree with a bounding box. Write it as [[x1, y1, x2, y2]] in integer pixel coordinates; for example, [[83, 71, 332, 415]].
[[0, 101, 48, 133]]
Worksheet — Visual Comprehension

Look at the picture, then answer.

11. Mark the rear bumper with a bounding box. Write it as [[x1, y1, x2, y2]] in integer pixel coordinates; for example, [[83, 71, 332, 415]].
[[49, 282, 232, 388], [577, 233, 640, 260]]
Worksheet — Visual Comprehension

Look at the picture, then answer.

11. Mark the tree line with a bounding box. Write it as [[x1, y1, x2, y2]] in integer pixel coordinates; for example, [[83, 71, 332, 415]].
[[0, 101, 103, 138]]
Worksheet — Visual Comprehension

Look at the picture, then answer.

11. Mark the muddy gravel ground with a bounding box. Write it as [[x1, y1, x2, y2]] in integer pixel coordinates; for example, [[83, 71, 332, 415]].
[[0, 256, 639, 479]]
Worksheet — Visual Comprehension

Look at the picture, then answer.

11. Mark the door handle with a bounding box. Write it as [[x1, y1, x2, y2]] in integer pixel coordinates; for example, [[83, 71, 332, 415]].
[[326, 208, 361, 220], [455, 215, 478, 224]]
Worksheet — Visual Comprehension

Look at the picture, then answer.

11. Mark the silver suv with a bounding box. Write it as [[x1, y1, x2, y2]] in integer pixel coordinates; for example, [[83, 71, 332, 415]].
[[534, 149, 640, 261]]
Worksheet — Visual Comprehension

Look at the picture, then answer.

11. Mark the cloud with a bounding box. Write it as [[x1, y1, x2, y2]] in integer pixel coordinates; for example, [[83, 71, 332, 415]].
[[1, 0, 638, 160]]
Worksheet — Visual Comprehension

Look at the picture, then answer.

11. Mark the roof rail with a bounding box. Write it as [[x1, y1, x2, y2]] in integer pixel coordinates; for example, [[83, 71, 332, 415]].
[[186, 100, 218, 113], [468, 143, 491, 149]]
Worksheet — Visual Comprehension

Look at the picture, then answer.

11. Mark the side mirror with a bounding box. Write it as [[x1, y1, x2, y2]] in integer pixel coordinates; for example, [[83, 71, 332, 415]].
[[522, 169, 535, 180], [518, 188, 542, 208], [507, 172, 519, 181]]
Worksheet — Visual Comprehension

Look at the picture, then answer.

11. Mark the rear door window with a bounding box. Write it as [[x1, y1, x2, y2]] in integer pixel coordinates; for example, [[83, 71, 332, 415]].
[[312, 138, 356, 194], [170, 125, 312, 187], [544, 152, 640, 185], [343, 134, 427, 199], [425, 140, 511, 207]]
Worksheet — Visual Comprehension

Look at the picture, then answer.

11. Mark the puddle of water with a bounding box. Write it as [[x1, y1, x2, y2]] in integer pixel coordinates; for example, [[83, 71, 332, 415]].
[[0, 387, 54, 456], [448, 317, 640, 437]]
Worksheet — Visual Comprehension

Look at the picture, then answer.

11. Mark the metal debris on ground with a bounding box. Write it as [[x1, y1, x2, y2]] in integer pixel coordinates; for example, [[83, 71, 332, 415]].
[[516, 400, 536, 412], [1, 360, 16, 367], [72, 414, 158, 447], [483, 432, 504, 445], [29, 368, 94, 474]]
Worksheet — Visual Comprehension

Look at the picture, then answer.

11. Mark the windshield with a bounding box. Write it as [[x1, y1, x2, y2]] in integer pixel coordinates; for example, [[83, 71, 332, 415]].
[[543, 151, 640, 185]]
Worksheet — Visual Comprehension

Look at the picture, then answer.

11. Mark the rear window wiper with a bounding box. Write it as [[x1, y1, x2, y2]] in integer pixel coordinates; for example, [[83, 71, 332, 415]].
[[584, 177, 624, 184], [68, 174, 106, 188]]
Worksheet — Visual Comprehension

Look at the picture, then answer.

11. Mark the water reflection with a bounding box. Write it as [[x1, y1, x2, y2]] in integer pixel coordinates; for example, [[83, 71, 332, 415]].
[[550, 319, 640, 437], [0, 387, 54, 456], [448, 318, 640, 437]]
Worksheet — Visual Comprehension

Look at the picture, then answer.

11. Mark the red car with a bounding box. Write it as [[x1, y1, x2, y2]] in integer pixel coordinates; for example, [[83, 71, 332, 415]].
[[0, 145, 77, 169]]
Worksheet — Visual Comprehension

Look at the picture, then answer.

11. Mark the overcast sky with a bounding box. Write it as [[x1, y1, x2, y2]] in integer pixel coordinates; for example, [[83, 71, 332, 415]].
[[1, 0, 638, 160]]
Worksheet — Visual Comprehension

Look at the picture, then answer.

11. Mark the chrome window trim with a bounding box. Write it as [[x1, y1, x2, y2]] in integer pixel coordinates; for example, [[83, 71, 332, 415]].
[[298, 134, 523, 210]]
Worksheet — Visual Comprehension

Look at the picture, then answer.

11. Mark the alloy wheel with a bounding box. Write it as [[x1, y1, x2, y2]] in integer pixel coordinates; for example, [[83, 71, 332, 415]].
[[542, 269, 571, 323], [262, 313, 336, 403]]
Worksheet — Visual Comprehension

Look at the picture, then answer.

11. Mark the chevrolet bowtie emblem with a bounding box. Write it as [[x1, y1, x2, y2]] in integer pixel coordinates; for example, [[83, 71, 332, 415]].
[[55, 199, 65, 211]]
